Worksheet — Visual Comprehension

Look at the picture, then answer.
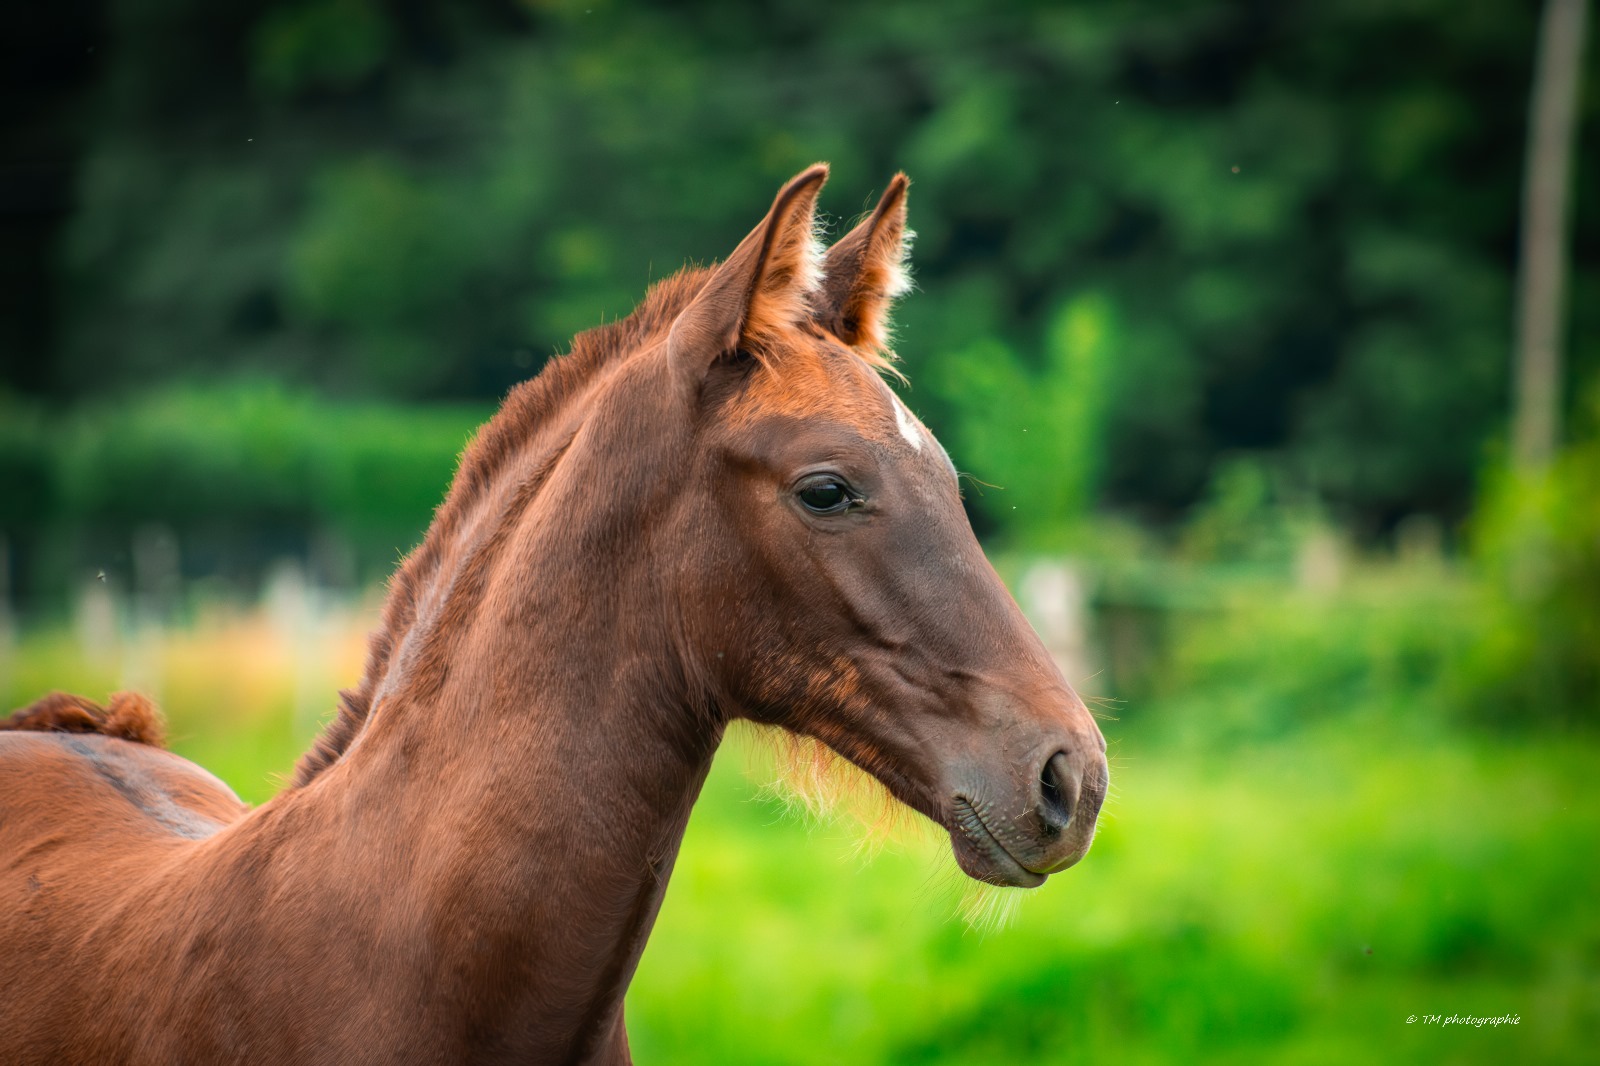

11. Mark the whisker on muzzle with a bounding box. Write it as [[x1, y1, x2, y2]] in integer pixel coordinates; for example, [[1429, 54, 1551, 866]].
[[738, 723, 916, 849], [732, 723, 1035, 933]]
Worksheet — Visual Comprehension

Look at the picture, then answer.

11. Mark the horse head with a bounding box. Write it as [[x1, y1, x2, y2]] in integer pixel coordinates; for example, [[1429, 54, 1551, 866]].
[[662, 165, 1107, 886]]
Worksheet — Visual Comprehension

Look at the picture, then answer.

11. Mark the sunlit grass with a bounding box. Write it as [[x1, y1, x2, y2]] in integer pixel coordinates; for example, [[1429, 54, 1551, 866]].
[[629, 726, 1599, 1065], [3, 601, 1595, 1064], [1, 597, 368, 803]]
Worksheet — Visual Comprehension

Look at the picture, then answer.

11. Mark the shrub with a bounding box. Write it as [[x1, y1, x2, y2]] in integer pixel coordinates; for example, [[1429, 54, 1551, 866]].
[[1464, 409, 1600, 727], [0, 382, 490, 598]]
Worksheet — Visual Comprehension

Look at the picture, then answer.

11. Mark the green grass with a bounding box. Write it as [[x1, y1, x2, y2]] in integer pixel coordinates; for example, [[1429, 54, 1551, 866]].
[[626, 726, 1598, 1064], [0, 606, 366, 802], [3, 609, 1595, 1063]]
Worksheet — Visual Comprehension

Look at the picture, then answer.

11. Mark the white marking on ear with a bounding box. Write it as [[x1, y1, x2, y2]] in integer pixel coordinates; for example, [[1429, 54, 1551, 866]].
[[891, 393, 924, 452], [885, 228, 915, 300], [801, 210, 828, 297]]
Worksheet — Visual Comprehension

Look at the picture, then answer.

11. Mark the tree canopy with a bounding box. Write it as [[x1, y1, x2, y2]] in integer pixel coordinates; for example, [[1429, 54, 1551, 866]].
[[5, 0, 1597, 543]]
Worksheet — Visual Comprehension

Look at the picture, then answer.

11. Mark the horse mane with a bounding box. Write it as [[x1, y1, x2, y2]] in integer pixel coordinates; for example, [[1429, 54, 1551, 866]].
[[291, 267, 714, 787], [293, 207, 906, 789], [1, 691, 167, 747]]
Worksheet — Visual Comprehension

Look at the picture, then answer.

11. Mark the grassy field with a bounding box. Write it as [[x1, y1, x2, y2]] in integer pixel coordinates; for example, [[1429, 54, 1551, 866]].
[[2, 597, 1594, 1064], [625, 724, 1597, 1065]]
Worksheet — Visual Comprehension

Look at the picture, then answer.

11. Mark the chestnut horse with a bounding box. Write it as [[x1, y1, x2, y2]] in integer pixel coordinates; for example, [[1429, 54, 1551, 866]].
[[0, 166, 1107, 1065]]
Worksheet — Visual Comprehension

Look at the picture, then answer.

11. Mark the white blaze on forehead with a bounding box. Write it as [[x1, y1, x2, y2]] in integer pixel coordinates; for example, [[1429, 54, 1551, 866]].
[[880, 382, 958, 477], [891, 392, 924, 452]]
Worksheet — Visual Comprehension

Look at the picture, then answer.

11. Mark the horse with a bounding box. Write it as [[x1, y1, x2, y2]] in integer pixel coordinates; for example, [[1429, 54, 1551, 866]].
[[0, 165, 1108, 1065]]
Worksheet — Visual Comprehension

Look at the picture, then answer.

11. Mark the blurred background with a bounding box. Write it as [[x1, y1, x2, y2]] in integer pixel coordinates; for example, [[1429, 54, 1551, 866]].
[[2, 0, 1596, 1061]]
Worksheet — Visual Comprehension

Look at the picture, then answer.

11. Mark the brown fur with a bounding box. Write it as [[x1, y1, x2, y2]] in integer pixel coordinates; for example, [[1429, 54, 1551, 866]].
[[0, 167, 1107, 1065], [818, 173, 913, 359], [292, 265, 716, 787]]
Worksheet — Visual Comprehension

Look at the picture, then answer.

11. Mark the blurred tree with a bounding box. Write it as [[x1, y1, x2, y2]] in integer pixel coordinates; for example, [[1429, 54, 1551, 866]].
[[0, 0, 105, 395], [1470, 384, 1600, 725], [1512, 0, 1590, 470], [6, 0, 1597, 540], [928, 293, 1118, 545]]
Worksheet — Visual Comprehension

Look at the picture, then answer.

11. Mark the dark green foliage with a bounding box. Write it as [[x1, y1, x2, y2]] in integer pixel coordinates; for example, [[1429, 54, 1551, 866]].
[[0, 384, 488, 600], [56, 383, 484, 534], [0, 402, 55, 532], [11, 0, 1594, 536]]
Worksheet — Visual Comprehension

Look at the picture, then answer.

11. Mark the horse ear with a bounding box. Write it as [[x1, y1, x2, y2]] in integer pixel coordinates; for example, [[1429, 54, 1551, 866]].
[[816, 174, 911, 354], [667, 164, 829, 394]]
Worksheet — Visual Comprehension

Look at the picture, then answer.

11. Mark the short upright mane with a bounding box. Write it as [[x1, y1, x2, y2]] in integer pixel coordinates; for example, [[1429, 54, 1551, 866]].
[[291, 268, 714, 787], [292, 169, 910, 790]]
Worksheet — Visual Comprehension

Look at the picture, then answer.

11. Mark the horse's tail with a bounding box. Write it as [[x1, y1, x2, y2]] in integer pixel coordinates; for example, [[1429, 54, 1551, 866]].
[[1, 691, 167, 747]]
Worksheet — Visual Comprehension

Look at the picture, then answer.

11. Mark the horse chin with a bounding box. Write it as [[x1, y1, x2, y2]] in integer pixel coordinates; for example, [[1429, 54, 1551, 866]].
[[1032, 836, 1095, 876], [947, 806, 1049, 889], [950, 835, 1047, 888]]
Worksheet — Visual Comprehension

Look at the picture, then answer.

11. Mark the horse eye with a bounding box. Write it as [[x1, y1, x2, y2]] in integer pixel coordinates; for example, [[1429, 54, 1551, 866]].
[[796, 478, 854, 515]]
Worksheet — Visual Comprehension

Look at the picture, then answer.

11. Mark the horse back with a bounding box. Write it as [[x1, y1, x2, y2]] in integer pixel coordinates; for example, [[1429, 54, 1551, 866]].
[[0, 727, 246, 842], [0, 711, 249, 1063], [1, 688, 246, 842]]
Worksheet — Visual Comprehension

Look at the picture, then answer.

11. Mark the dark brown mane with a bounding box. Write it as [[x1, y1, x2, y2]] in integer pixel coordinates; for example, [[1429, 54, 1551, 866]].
[[0, 690, 166, 747], [291, 267, 714, 787]]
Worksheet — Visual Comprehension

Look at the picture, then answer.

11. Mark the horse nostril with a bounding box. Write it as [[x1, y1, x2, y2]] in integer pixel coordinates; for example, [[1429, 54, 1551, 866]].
[[1038, 751, 1078, 832]]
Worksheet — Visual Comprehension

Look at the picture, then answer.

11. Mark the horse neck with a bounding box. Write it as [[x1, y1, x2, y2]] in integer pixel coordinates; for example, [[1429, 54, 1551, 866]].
[[280, 418, 720, 1059]]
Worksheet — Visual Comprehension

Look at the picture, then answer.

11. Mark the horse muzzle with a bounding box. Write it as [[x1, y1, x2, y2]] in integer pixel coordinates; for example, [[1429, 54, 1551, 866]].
[[946, 733, 1108, 888]]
